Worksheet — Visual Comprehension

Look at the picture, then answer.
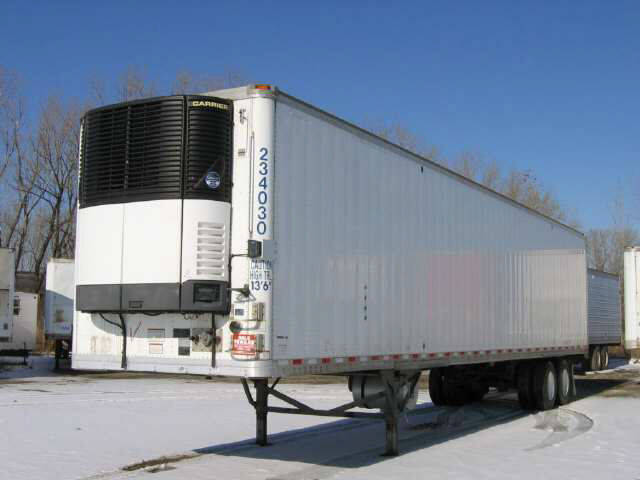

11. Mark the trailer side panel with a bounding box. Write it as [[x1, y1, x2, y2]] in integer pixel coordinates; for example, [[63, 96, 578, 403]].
[[272, 94, 588, 361]]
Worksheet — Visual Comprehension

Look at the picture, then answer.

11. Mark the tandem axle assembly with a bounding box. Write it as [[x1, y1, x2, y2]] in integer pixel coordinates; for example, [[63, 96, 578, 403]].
[[241, 370, 420, 456]]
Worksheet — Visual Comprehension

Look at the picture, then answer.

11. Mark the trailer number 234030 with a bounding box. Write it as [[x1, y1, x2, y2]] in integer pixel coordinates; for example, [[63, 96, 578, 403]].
[[256, 147, 269, 235]]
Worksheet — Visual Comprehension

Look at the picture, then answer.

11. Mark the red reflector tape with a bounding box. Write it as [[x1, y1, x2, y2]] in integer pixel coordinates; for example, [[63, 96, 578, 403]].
[[292, 359, 303, 365], [321, 358, 331, 364]]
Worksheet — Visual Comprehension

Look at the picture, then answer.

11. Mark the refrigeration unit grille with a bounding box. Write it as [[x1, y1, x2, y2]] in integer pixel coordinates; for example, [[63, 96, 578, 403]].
[[79, 96, 232, 208], [184, 102, 233, 201]]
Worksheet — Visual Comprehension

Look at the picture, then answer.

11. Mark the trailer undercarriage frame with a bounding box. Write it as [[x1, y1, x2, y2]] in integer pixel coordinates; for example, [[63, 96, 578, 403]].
[[241, 371, 420, 456]]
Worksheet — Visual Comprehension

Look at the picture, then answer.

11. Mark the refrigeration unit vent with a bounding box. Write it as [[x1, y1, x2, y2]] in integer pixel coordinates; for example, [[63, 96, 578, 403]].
[[79, 95, 232, 208], [196, 222, 226, 277]]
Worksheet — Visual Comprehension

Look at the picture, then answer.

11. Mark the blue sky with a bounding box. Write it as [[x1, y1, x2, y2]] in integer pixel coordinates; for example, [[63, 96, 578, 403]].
[[2, 1, 639, 229]]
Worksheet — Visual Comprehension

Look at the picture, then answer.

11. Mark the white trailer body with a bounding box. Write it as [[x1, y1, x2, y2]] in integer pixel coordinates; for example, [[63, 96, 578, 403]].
[[624, 247, 640, 350], [8, 291, 38, 351], [587, 269, 621, 346], [72, 85, 588, 378], [0, 248, 15, 342], [44, 259, 75, 339]]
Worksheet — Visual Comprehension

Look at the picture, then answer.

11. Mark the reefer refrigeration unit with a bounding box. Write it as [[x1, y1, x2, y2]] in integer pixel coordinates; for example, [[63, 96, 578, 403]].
[[73, 85, 588, 455], [0, 248, 15, 343], [584, 269, 621, 371], [624, 247, 640, 352]]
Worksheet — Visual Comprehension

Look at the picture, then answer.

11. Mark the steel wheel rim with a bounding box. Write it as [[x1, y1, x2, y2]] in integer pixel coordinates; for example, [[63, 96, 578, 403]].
[[547, 369, 556, 402], [561, 368, 570, 397]]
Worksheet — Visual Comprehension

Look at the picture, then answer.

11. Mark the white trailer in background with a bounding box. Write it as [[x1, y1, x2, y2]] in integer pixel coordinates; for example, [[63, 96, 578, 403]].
[[0, 248, 15, 345], [624, 247, 640, 354], [585, 269, 622, 371], [4, 291, 39, 353], [45, 259, 75, 366], [73, 85, 588, 455]]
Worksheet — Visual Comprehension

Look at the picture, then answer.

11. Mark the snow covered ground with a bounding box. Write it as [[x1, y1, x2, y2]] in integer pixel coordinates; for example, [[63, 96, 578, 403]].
[[1, 357, 639, 480]]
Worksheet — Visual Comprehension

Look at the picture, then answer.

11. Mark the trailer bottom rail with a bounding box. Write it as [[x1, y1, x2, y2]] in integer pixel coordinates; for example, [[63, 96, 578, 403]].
[[241, 371, 420, 456]]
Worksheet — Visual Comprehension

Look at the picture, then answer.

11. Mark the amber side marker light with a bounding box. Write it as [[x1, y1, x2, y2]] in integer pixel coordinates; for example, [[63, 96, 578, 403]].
[[254, 84, 271, 90]]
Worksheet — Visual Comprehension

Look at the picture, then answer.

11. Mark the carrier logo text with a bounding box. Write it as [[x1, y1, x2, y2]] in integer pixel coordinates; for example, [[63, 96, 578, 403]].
[[191, 101, 228, 109]]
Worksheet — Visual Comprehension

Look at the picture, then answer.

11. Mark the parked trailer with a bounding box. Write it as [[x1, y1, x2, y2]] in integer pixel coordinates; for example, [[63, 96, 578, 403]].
[[45, 259, 75, 366], [0, 248, 15, 345], [624, 247, 640, 354], [6, 291, 39, 353], [73, 85, 588, 455], [583, 269, 622, 371]]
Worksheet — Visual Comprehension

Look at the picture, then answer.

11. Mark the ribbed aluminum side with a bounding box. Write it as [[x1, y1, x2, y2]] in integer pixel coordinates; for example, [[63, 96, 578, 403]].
[[587, 269, 621, 345], [271, 94, 588, 361]]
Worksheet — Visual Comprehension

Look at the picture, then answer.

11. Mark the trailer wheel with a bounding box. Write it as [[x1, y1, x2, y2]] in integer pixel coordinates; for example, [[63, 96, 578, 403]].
[[517, 363, 535, 410], [469, 382, 489, 402], [533, 361, 557, 411], [599, 346, 609, 370], [443, 382, 470, 406], [428, 368, 446, 406], [590, 347, 601, 372], [555, 359, 572, 406]]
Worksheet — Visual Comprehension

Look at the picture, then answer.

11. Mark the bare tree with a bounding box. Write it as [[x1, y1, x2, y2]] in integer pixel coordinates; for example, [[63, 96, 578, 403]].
[[1, 93, 80, 287], [586, 190, 639, 274], [88, 74, 107, 106], [116, 66, 156, 102], [0, 67, 25, 188], [25, 97, 81, 285], [171, 69, 249, 95], [365, 120, 440, 161], [481, 161, 501, 190], [451, 151, 484, 181]]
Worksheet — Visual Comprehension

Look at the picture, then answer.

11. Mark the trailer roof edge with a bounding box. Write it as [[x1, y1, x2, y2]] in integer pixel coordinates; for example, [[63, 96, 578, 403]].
[[206, 84, 584, 240]]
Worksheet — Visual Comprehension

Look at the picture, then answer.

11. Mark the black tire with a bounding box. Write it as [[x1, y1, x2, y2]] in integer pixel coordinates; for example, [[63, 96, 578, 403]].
[[600, 346, 609, 370], [428, 368, 446, 406], [590, 347, 601, 372], [469, 382, 489, 402], [533, 361, 557, 411], [442, 381, 469, 406], [517, 363, 536, 410], [555, 359, 572, 406]]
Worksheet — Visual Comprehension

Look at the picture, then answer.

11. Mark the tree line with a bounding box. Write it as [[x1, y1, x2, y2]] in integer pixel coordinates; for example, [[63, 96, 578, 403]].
[[0, 65, 637, 293]]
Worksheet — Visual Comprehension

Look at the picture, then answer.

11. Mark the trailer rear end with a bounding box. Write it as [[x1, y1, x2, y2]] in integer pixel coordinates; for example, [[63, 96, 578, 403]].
[[624, 247, 640, 354], [45, 259, 75, 365], [584, 269, 621, 370], [0, 248, 15, 345]]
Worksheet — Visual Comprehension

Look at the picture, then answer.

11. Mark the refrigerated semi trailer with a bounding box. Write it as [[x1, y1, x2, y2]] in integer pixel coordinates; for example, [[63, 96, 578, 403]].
[[624, 247, 640, 354], [72, 85, 588, 455]]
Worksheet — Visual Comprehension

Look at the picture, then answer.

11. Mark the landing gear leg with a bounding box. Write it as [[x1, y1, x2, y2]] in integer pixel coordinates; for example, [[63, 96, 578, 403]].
[[255, 379, 269, 446], [382, 372, 399, 456]]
